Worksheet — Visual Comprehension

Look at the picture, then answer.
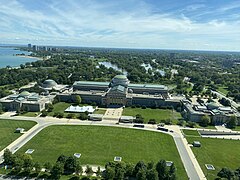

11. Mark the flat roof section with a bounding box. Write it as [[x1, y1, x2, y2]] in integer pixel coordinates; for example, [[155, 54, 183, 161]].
[[129, 83, 168, 90], [73, 81, 109, 87]]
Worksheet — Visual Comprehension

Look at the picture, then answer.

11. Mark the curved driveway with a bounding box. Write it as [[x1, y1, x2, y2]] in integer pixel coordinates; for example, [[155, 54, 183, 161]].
[[0, 115, 205, 180]]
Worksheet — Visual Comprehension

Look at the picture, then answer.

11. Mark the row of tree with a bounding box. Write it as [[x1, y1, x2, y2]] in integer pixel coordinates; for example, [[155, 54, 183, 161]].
[[217, 167, 240, 180], [3, 149, 177, 180], [104, 160, 176, 180]]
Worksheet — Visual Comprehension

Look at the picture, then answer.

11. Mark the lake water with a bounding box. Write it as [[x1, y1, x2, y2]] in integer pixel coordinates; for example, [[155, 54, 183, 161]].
[[141, 63, 165, 76], [0, 47, 38, 68], [98, 61, 128, 75]]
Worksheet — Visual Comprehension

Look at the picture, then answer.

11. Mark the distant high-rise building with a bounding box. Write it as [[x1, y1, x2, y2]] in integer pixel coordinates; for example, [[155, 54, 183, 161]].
[[43, 46, 48, 51], [28, 44, 31, 49], [32, 45, 38, 51]]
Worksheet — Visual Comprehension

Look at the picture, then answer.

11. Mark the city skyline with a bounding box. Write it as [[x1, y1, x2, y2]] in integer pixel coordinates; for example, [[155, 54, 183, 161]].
[[1, 0, 240, 51]]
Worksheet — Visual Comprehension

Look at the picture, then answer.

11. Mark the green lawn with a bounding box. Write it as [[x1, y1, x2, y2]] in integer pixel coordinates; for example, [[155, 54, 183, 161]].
[[47, 102, 71, 117], [0, 119, 36, 151], [17, 125, 187, 178], [182, 129, 200, 136], [186, 136, 240, 180], [233, 126, 240, 131], [122, 107, 182, 123], [196, 125, 216, 130], [20, 111, 40, 117], [93, 108, 106, 114], [217, 86, 229, 95]]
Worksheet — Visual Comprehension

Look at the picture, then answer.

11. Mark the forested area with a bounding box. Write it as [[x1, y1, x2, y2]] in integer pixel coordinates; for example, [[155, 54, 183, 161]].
[[1, 47, 240, 102]]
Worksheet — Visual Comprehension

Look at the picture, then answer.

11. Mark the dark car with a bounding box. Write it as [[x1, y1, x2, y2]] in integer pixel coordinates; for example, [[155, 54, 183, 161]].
[[133, 124, 145, 128]]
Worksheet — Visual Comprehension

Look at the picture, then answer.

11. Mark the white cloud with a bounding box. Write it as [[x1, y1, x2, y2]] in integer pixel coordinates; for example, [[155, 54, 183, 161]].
[[0, 0, 239, 51]]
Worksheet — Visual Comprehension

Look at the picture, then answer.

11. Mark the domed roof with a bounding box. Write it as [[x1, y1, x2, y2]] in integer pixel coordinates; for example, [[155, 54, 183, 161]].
[[114, 75, 128, 79], [207, 102, 219, 110], [42, 79, 57, 88], [19, 91, 30, 97], [111, 75, 129, 87]]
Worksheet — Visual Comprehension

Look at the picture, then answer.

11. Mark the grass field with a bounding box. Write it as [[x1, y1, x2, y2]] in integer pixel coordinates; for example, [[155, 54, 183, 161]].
[[186, 136, 240, 180], [93, 108, 106, 114], [234, 126, 240, 131], [20, 111, 39, 117], [217, 86, 229, 95], [47, 102, 71, 117], [122, 107, 182, 123], [18, 125, 187, 178], [182, 129, 200, 136], [0, 119, 36, 151]]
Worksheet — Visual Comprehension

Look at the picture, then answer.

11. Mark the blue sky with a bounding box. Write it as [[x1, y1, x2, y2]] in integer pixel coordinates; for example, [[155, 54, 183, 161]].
[[0, 0, 240, 51]]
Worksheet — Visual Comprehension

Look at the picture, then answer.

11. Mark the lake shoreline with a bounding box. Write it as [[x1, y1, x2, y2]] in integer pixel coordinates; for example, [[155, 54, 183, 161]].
[[15, 55, 43, 61]]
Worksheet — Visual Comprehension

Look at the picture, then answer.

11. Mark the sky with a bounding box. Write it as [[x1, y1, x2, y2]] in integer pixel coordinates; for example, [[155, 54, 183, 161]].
[[0, 0, 240, 51]]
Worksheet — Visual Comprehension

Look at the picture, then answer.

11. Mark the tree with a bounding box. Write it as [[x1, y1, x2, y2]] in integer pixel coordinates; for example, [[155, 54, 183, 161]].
[[75, 95, 81, 105], [226, 115, 237, 129], [22, 154, 34, 174], [3, 149, 15, 166], [104, 166, 115, 180], [96, 166, 101, 177], [136, 168, 147, 180], [67, 113, 75, 119], [148, 119, 156, 124], [48, 103, 54, 112], [44, 162, 52, 172], [64, 156, 77, 174], [156, 159, 167, 180], [217, 167, 234, 180], [147, 161, 154, 170], [12, 157, 23, 174], [200, 115, 211, 127], [114, 162, 126, 180], [134, 114, 144, 124], [75, 162, 82, 175], [146, 169, 158, 180], [168, 163, 176, 180], [51, 162, 64, 180], [235, 167, 240, 178], [34, 162, 42, 175], [0, 103, 3, 114], [85, 165, 93, 177], [57, 154, 67, 164], [133, 161, 147, 177], [57, 112, 64, 118], [41, 109, 48, 117], [125, 163, 134, 178]]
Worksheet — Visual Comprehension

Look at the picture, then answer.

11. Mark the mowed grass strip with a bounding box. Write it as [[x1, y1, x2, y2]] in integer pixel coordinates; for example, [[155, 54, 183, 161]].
[[18, 125, 187, 178], [0, 119, 36, 151], [122, 107, 182, 123], [182, 129, 200, 136], [186, 137, 240, 180]]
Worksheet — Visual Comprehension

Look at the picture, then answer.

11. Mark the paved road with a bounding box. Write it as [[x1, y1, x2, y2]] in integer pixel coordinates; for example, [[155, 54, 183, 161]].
[[0, 115, 205, 179], [174, 136, 200, 180], [211, 90, 240, 109]]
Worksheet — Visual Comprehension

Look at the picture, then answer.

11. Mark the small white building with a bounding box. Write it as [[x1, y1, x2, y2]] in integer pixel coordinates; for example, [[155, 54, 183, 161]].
[[15, 128, 24, 133], [65, 105, 95, 113]]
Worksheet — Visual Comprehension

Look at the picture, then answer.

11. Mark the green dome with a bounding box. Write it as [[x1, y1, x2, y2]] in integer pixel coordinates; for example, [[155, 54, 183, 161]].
[[111, 75, 129, 87], [42, 79, 57, 88], [19, 91, 30, 97], [114, 75, 127, 79]]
